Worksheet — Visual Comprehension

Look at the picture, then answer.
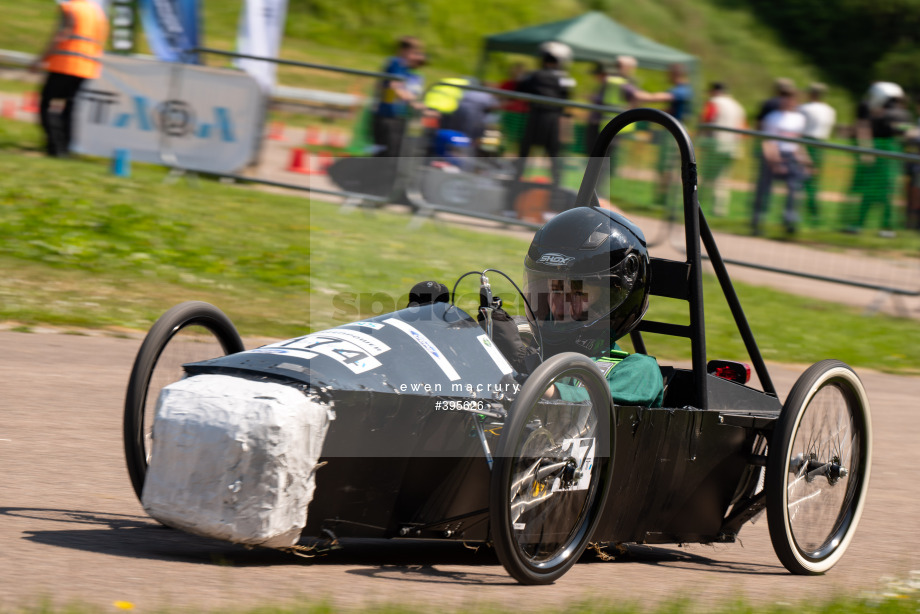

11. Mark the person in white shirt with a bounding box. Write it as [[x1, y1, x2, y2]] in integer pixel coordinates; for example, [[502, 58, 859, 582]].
[[751, 88, 812, 235], [798, 83, 836, 225], [700, 82, 746, 216]]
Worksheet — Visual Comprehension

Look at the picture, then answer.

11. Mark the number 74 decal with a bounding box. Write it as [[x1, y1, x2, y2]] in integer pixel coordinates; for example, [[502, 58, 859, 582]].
[[262, 329, 391, 374]]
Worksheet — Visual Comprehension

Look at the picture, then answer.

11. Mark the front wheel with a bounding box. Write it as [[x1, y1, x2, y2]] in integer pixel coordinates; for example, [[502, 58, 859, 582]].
[[123, 301, 244, 503], [766, 359, 872, 574], [490, 352, 614, 584]]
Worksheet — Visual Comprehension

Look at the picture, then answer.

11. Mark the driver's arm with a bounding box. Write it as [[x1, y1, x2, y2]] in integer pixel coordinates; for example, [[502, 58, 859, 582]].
[[480, 307, 541, 374]]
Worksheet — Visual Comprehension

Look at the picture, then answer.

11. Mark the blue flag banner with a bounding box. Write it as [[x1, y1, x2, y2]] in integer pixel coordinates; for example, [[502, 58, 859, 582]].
[[139, 0, 201, 63]]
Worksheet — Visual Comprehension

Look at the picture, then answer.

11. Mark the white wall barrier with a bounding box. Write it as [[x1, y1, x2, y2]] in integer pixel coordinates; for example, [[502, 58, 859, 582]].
[[73, 54, 263, 174]]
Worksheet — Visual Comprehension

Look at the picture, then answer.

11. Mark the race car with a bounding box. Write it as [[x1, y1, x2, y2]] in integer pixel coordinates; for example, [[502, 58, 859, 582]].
[[123, 109, 872, 585]]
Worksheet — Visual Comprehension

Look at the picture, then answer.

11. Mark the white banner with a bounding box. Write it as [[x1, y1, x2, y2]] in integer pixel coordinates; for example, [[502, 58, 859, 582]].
[[235, 0, 288, 92], [72, 55, 262, 174]]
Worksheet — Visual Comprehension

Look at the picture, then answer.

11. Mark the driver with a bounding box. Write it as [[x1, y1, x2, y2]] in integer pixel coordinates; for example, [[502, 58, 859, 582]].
[[410, 206, 664, 408], [519, 206, 663, 407]]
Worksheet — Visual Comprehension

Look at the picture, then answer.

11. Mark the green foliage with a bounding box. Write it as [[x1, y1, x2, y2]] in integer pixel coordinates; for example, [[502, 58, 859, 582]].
[[874, 42, 920, 99], [1, 0, 852, 118], [721, 0, 920, 97]]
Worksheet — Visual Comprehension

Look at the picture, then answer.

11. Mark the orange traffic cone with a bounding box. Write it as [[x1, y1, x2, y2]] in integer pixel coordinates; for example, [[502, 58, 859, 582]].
[[287, 148, 310, 174], [328, 130, 349, 149], [267, 122, 284, 141], [22, 91, 39, 114], [1, 99, 16, 120], [304, 126, 325, 146]]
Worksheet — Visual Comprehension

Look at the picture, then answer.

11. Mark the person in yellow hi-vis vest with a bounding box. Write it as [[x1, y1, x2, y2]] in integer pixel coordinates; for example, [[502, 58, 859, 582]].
[[31, 0, 108, 157], [585, 60, 636, 155], [585, 58, 639, 196]]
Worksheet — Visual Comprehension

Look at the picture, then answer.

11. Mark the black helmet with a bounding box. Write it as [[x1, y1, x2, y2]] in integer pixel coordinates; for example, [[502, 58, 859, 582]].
[[523, 206, 650, 357]]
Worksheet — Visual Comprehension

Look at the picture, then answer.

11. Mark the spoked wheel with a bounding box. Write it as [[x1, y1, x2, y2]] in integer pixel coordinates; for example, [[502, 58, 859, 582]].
[[123, 301, 244, 503], [490, 352, 614, 585], [766, 359, 872, 574]]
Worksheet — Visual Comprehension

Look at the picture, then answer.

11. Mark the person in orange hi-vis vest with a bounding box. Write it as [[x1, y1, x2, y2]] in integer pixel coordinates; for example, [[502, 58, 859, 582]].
[[30, 0, 108, 157]]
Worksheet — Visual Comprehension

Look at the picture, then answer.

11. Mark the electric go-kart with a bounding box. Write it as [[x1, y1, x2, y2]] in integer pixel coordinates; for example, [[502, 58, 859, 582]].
[[123, 109, 872, 585]]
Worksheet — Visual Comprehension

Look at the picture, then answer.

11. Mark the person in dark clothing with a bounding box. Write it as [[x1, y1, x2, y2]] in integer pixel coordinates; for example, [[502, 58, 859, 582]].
[[372, 36, 425, 157], [440, 89, 499, 144], [511, 41, 575, 211], [756, 78, 795, 130]]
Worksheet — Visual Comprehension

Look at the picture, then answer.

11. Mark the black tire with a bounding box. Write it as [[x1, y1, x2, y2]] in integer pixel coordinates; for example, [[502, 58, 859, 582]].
[[123, 301, 244, 503], [766, 359, 872, 575], [490, 352, 614, 585]]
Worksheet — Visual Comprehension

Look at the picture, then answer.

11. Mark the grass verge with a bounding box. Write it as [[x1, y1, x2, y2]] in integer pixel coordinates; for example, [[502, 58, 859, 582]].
[[1, 131, 918, 373]]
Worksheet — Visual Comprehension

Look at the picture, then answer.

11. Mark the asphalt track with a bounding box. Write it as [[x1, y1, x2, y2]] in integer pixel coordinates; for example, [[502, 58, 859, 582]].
[[1, 330, 918, 612]]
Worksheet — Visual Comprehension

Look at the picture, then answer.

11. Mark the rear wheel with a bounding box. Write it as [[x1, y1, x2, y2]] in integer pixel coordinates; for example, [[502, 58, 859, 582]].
[[123, 301, 244, 503], [490, 352, 614, 584], [766, 360, 872, 574]]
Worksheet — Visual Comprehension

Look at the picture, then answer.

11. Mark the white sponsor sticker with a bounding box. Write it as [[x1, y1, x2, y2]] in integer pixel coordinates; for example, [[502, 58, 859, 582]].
[[248, 347, 317, 359], [383, 318, 461, 381], [476, 334, 514, 375], [274, 362, 311, 374], [347, 321, 385, 330], [513, 522, 526, 531], [261, 333, 384, 374], [551, 437, 595, 492]]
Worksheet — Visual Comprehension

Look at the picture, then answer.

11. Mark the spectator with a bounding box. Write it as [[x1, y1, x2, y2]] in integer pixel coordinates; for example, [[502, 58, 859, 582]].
[[512, 41, 575, 210], [498, 62, 529, 145], [642, 63, 694, 207], [613, 55, 641, 108], [659, 63, 693, 124], [756, 78, 795, 130], [31, 0, 109, 158], [439, 86, 500, 155], [699, 82, 746, 216], [585, 60, 635, 154], [751, 87, 811, 236], [798, 83, 836, 226], [848, 82, 912, 236], [750, 78, 795, 231], [372, 36, 425, 157], [584, 59, 636, 194], [905, 110, 920, 230]]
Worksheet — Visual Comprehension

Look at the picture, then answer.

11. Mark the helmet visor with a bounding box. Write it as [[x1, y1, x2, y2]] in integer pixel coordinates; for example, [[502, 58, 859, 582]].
[[523, 254, 638, 333]]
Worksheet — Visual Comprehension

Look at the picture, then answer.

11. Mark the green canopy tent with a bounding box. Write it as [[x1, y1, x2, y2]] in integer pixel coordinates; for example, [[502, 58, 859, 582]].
[[479, 11, 697, 74]]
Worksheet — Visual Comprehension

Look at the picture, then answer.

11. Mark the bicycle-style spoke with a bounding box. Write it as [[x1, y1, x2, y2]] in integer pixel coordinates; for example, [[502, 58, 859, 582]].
[[785, 382, 861, 554]]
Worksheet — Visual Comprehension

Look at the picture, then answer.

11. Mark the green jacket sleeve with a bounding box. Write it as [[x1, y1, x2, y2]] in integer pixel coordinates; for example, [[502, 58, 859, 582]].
[[554, 353, 664, 408]]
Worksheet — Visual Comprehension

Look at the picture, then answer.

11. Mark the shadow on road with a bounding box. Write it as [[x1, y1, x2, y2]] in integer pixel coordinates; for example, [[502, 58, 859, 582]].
[[2, 507, 785, 578]]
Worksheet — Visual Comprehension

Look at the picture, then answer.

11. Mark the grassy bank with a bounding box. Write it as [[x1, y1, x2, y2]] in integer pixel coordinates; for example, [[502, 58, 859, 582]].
[[1, 121, 918, 373], [0, 0, 852, 118]]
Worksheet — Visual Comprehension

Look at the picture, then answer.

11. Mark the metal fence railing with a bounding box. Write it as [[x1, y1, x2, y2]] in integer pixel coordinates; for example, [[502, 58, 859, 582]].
[[21, 45, 909, 309], [648, 125, 920, 302]]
